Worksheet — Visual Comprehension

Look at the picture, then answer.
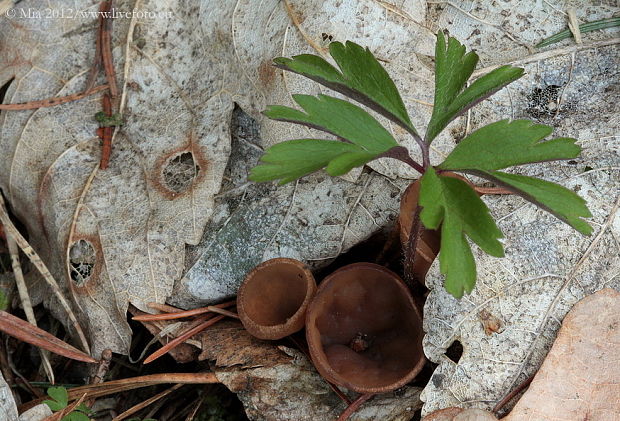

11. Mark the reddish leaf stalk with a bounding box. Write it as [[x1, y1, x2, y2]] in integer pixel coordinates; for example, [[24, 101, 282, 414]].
[[337, 393, 375, 421]]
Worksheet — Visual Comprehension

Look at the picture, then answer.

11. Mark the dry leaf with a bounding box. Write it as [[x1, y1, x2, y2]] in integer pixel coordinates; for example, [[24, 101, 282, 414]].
[[420, 0, 620, 415], [0, 0, 435, 355], [503, 288, 620, 420]]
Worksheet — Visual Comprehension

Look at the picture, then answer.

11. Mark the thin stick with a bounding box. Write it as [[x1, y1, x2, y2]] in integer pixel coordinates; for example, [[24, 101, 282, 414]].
[[7, 235, 55, 383], [184, 395, 206, 421], [337, 393, 375, 421], [492, 373, 535, 415], [473, 38, 620, 77], [19, 372, 220, 413], [98, 93, 113, 169], [147, 302, 183, 313], [144, 315, 225, 364], [0, 310, 97, 364], [100, 0, 118, 100], [0, 195, 90, 353], [0, 85, 108, 111], [134, 300, 236, 321], [112, 383, 183, 421]]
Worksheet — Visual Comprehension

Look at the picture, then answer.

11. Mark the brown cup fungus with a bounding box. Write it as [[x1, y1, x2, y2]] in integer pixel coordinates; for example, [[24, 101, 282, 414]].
[[399, 173, 476, 282], [238, 258, 316, 340], [399, 179, 441, 281], [306, 263, 425, 393]]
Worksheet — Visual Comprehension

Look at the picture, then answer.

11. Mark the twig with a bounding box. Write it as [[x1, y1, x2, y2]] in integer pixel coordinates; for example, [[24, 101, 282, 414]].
[[492, 373, 535, 415], [19, 372, 220, 413], [7, 235, 55, 383], [473, 37, 620, 77], [98, 93, 113, 169], [100, 0, 118, 101], [0, 85, 108, 110], [112, 384, 183, 421], [337, 393, 375, 421], [184, 394, 206, 421], [143, 315, 225, 364], [90, 349, 112, 385], [134, 300, 236, 321], [0, 195, 90, 353]]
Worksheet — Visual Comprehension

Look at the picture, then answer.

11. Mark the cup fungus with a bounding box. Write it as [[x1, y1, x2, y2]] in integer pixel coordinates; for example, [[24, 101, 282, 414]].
[[306, 263, 425, 393], [237, 257, 316, 340], [399, 179, 441, 281]]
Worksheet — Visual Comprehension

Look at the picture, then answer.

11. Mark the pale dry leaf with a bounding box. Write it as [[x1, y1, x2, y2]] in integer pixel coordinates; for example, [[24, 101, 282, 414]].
[[0, 0, 436, 355], [0, 371, 17, 421], [420, 0, 620, 415], [503, 288, 620, 421]]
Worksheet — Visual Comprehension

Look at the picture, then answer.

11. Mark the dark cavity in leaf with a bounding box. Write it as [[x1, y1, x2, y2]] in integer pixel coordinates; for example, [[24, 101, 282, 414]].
[[526, 84, 575, 119], [163, 152, 200, 193], [445, 340, 463, 364], [69, 239, 96, 286], [0, 77, 15, 116]]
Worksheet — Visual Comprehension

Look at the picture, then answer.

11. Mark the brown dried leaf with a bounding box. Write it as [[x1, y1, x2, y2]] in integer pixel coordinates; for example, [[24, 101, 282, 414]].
[[197, 320, 290, 368], [503, 288, 620, 420]]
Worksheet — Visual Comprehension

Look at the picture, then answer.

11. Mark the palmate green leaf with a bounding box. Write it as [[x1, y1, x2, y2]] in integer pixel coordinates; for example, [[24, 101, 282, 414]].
[[249, 139, 376, 184], [44, 386, 68, 411], [425, 32, 524, 143], [273, 41, 416, 134], [439, 119, 581, 171], [264, 94, 398, 153], [419, 168, 504, 298], [472, 170, 593, 235]]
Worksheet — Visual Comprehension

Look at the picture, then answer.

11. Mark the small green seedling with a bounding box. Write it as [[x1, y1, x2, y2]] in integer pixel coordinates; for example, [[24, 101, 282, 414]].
[[249, 32, 592, 298], [43, 386, 92, 421]]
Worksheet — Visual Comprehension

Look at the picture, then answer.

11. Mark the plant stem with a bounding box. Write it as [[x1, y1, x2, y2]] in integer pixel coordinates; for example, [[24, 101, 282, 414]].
[[381, 146, 424, 174], [403, 204, 423, 283], [411, 131, 430, 170]]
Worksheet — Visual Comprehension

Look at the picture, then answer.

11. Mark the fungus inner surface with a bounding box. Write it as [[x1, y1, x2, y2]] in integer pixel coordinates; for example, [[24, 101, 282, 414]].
[[311, 266, 422, 389], [243, 262, 308, 326]]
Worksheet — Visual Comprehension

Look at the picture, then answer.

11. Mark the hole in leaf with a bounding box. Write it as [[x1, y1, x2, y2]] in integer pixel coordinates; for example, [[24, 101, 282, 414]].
[[0, 77, 15, 117], [69, 239, 96, 286], [162, 152, 200, 193], [445, 340, 463, 364]]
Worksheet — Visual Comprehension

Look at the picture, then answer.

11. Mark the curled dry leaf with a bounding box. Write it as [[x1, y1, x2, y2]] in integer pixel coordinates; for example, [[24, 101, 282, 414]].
[[503, 288, 620, 420], [198, 320, 423, 421]]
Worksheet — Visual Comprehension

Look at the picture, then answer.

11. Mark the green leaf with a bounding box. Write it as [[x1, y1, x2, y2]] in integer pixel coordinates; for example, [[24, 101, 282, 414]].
[[62, 412, 90, 421], [425, 32, 524, 143], [473, 170, 593, 235], [439, 120, 581, 171], [273, 41, 415, 134], [264, 94, 398, 153], [44, 386, 68, 411], [419, 168, 504, 298], [249, 139, 378, 184]]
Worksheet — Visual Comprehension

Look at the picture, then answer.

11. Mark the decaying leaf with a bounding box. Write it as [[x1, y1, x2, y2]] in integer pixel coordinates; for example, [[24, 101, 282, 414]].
[[198, 321, 422, 421], [0, 0, 435, 356], [503, 288, 620, 420]]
